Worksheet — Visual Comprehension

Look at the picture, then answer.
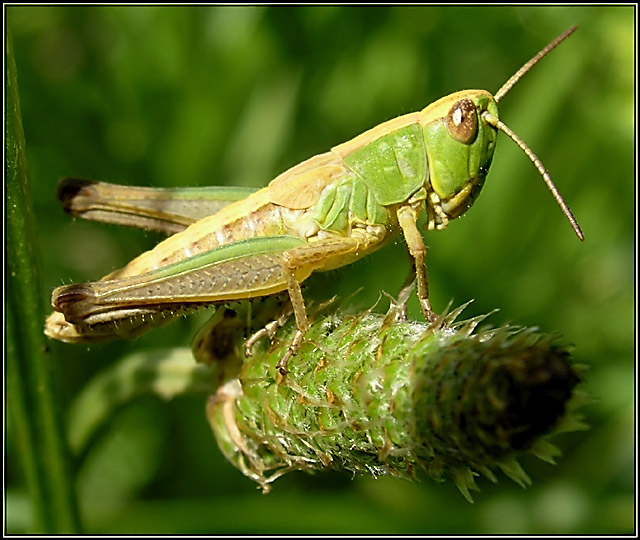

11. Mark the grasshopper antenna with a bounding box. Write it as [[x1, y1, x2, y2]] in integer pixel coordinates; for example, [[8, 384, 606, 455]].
[[494, 26, 578, 103], [481, 112, 583, 241], [483, 26, 584, 241]]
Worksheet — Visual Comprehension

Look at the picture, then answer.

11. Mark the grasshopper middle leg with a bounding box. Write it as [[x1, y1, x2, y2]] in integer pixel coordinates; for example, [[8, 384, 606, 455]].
[[397, 205, 438, 323], [276, 236, 367, 376]]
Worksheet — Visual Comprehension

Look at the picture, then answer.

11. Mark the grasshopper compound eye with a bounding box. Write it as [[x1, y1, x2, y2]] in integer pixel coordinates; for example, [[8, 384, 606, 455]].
[[445, 98, 478, 144]]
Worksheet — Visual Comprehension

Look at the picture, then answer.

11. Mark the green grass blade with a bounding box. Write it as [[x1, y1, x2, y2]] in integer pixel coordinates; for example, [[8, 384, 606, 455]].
[[5, 33, 81, 533]]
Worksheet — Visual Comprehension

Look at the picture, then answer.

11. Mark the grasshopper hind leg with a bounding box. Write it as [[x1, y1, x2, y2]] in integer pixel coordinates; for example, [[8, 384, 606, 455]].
[[244, 300, 294, 359]]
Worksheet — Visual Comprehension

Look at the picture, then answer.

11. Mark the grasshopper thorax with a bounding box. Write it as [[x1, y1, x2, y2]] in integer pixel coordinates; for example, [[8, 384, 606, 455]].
[[419, 90, 499, 230]]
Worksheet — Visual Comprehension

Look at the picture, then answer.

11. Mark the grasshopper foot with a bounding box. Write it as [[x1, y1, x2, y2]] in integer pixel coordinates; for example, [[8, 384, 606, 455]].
[[276, 328, 306, 378], [276, 353, 291, 377], [244, 308, 294, 358], [244, 321, 278, 358], [419, 298, 439, 324]]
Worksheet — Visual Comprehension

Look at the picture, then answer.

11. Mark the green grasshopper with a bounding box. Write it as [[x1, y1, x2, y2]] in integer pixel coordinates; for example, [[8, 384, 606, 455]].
[[45, 27, 583, 374]]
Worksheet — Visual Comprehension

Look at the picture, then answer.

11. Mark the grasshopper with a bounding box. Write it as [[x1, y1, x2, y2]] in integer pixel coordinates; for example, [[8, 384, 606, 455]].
[[45, 27, 583, 374]]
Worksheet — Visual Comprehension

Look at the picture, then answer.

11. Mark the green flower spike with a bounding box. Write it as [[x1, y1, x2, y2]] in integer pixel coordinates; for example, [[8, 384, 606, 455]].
[[199, 296, 587, 502]]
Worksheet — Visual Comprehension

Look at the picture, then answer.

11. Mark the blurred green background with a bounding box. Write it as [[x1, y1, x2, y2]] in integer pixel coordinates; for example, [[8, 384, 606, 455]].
[[6, 5, 634, 534]]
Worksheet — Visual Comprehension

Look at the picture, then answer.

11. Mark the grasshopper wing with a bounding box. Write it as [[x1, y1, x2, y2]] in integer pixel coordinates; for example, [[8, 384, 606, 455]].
[[57, 178, 258, 235]]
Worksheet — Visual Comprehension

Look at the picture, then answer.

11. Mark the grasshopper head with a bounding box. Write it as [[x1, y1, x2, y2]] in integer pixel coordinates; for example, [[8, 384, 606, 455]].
[[419, 90, 499, 229], [416, 27, 583, 240]]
